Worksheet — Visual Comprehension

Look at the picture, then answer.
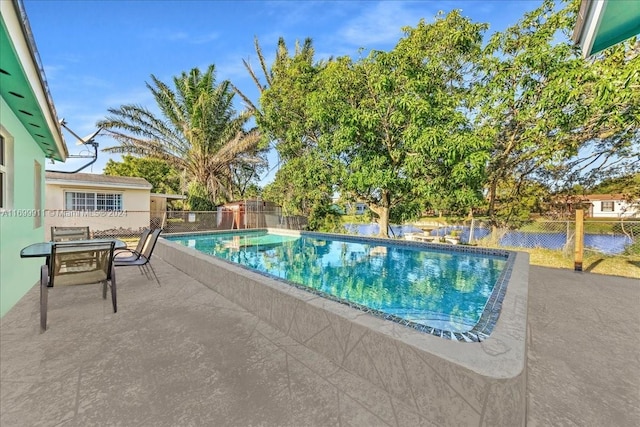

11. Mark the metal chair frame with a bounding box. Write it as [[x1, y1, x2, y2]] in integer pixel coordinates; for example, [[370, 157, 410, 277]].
[[114, 229, 162, 284], [51, 226, 90, 242], [41, 241, 117, 331]]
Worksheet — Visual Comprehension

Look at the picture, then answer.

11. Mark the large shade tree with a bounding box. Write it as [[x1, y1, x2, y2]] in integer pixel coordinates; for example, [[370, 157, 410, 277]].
[[310, 12, 488, 236], [474, 0, 640, 224], [99, 65, 263, 206], [237, 38, 337, 221]]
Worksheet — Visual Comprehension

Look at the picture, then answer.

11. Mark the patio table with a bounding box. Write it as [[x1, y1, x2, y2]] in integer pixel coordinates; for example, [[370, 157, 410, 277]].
[[21, 238, 128, 288], [20, 238, 127, 259]]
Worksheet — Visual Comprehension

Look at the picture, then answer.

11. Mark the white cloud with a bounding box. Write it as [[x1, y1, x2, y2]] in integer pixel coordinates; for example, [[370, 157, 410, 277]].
[[142, 29, 219, 45], [190, 32, 219, 44], [337, 1, 433, 49], [42, 64, 64, 80]]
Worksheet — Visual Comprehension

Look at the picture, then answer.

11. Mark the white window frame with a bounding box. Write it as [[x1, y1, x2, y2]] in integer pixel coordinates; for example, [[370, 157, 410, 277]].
[[64, 191, 123, 211], [0, 128, 14, 211], [34, 160, 42, 228]]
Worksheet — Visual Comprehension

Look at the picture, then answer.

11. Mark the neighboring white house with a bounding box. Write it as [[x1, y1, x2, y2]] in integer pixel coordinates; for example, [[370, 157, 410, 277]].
[[44, 172, 152, 236], [583, 194, 639, 218]]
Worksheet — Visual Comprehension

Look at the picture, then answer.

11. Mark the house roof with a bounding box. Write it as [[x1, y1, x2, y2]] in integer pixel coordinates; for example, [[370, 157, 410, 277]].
[[45, 172, 152, 190], [0, 0, 67, 161], [573, 0, 640, 58], [582, 193, 630, 201]]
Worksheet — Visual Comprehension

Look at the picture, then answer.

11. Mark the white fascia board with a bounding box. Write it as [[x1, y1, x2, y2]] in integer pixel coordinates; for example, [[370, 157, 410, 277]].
[[577, 0, 607, 58], [46, 179, 152, 190], [1, 0, 68, 159]]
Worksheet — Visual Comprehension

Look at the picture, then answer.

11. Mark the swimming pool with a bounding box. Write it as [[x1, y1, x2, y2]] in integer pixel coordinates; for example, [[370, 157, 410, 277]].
[[156, 230, 529, 425], [166, 230, 513, 341]]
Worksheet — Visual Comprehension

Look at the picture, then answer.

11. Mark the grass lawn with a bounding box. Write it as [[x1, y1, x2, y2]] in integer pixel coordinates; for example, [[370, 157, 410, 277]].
[[413, 217, 639, 278], [503, 247, 640, 279]]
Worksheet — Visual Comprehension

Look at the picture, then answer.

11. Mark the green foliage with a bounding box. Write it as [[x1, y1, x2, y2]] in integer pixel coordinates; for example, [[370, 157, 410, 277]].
[[243, 1, 638, 230], [262, 154, 335, 217], [307, 203, 344, 233], [256, 12, 488, 237], [475, 0, 639, 224], [623, 239, 640, 257], [186, 181, 216, 211], [590, 173, 640, 197], [99, 65, 263, 205], [103, 155, 181, 194]]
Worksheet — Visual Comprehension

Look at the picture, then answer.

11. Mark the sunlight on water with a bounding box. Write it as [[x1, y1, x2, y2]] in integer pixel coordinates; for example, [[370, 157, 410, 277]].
[[168, 231, 507, 333]]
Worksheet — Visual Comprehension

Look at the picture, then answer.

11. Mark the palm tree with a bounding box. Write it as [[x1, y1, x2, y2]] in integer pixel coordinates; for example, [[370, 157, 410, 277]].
[[99, 65, 262, 205]]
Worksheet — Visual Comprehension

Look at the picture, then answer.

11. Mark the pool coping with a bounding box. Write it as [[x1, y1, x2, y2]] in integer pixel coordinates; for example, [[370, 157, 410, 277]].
[[166, 229, 516, 343], [160, 228, 529, 380], [156, 230, 529, 425]]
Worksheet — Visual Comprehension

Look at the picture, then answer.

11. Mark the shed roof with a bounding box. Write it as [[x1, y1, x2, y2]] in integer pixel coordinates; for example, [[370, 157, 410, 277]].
[[151, 193, 187, 200]]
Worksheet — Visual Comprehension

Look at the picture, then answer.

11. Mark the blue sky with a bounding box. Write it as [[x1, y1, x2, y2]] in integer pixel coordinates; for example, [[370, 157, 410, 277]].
[[24, 0, 543, 184]]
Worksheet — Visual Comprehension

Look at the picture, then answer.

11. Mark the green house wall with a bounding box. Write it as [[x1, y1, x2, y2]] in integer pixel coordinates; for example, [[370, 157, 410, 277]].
[[0, 96, 46, 317]]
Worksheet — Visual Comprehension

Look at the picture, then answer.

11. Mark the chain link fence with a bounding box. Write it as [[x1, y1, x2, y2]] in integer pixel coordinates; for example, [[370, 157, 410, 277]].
[[343, 217, 639, 276], [162, 210, 307, 234], [45, 207, 638, 272], [463, 219, 639, 258], [45, 209, 308, 245]]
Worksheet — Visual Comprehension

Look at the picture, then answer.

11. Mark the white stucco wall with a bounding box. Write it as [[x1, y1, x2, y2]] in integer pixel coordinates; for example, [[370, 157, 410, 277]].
[[44, 182, 150, 236]]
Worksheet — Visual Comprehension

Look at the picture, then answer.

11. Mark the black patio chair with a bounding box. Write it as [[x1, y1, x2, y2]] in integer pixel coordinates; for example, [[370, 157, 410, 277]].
[[114, 228, 162, 283], [40, 241, 117, 331], [114, 228, 151, 262]]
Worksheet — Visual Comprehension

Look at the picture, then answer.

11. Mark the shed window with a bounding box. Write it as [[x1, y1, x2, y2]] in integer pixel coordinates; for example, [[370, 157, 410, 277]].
[[65, 192, 122, 211]]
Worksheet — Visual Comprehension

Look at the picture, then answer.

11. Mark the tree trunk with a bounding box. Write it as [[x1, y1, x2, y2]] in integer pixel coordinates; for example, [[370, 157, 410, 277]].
[[377, 206, 390, 238], [369, 190, 391, 238]]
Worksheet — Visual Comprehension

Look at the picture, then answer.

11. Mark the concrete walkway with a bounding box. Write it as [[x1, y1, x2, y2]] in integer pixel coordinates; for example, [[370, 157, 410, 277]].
[[526, 266, 639, 427], [1, 258, 638, 426]]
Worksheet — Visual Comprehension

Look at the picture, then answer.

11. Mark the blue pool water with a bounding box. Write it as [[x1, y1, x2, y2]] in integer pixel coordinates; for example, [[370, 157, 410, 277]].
[[167, 231, 509, 334]]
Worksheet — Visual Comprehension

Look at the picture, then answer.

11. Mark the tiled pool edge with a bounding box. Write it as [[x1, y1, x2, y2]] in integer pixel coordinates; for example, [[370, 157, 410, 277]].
[[156, 234, 529, 426]]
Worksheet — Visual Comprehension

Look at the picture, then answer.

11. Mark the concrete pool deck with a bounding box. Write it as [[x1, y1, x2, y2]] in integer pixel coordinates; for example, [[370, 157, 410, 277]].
[[1, 258, 638, 426]]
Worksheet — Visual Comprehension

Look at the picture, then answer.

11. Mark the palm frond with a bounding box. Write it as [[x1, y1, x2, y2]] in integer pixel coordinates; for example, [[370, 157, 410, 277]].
[[99, 64, 264, 205]]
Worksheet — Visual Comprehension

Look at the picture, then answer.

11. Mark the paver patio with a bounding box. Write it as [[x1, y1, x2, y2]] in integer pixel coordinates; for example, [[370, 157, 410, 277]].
[[1, 256, 638, 426]]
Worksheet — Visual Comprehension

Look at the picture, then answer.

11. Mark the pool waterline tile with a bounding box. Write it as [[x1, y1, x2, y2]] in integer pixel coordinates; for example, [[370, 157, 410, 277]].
[[166, 229, 516, 342], [155, 233, 529, 426]]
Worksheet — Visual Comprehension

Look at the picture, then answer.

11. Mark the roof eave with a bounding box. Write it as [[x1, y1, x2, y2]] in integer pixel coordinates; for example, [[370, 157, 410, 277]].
[[0, 0, 67, 160], [45, 178, 152, 190], [572, 0, 606, 58]]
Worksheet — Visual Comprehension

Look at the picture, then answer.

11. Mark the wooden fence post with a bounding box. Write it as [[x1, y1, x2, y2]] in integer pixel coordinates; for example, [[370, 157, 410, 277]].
[[574, 209, 584, 271]]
